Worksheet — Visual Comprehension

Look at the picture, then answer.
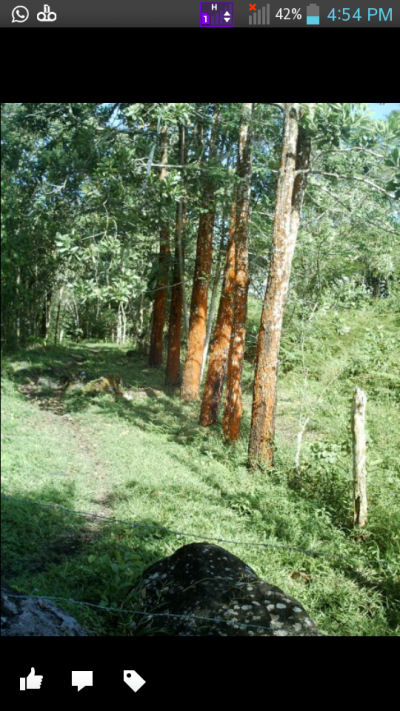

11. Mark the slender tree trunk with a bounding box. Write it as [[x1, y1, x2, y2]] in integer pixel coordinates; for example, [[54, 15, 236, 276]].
[[165, 203, 185, 386], [16, 267, 21, 344], [199, 201, 236, 426], [223, 102, 254, 441], [248, 103, 302, 468], [41, 290, 52, 341], [117, 303, 122, 344], [200, 145, 231, 382], [352, 387, 367, 528], [122, 302, 127, 343], [201, 226, 225, 382], [176, 125, 189, 338], [47, 291, 52, 340], [72, 296, 80, 340], [177, 200, 189, 338], [138, 292, 144, 337], [149, 125, 170, 367], [40, 296, 46, 339], [117, 302, 127, 344], [54, 286, 64, 345], [181, 104, 221, 401]]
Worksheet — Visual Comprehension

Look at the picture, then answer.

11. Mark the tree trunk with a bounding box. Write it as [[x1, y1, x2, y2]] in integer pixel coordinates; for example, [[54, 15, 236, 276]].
[[248, 103, 302, 468], [176, 125, 189, 338], [201, 225, 225, 383], [149, 125, 170, 367], [116, 303, 122, 344], [181, 104, 221, 401], [71, 296, 80, 340], [352, 388, 367, 528], [165, 203, 185, 387], [222, 102, 254, 441], [54, 286, 64, 345], [199, 201, 236, 427], [122, 302, 127, 343], [138, 292, 144, 338], [16, 267, 21, 344], [40, 290, 52, 341], [117, 302, 127, 344]]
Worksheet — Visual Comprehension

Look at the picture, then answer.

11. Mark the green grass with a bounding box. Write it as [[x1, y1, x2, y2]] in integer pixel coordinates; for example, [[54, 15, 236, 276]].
[[1, 306, 399, 636]]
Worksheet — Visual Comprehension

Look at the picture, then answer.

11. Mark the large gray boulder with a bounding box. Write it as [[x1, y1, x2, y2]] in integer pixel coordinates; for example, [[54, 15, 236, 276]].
[[139, 543, 320, 636], [1, 586, 88, 636]]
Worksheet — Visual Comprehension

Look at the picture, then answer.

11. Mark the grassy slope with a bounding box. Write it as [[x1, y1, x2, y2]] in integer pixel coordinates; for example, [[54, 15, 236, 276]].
[[1, 306, 399, 636]]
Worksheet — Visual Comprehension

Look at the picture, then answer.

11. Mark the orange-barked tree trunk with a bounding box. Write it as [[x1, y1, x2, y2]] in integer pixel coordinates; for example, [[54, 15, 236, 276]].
[[165, 201, 186, 386], [199, 201, 236, 426], [223, 102, 254, 441], [248, 103, 303, 468], [180, 103, 221, 401], [165, 125, 187, 385], [149, 125, 170, 367]]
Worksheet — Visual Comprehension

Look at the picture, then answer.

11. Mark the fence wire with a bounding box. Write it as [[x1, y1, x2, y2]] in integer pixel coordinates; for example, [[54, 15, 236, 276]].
[[1, 493, 348, 561], [5, 591, 300, 635], [4, 491, 385, 635]]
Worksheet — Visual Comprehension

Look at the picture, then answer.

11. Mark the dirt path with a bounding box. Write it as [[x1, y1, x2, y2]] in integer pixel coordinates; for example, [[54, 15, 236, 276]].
[[60, 414, 114, 516], [19, 384, 114, 519]]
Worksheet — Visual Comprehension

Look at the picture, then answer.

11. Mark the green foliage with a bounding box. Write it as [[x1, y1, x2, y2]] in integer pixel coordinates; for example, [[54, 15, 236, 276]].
[[2, 102, 399, 349], [1, 102, 399, 636], [1, 313, 399, 635], [293, 441, 351, 525], [85, 550, 144, 608]]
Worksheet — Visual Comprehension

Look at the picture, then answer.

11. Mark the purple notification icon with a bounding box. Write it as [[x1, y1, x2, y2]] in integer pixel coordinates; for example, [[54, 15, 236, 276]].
[[200, 2, 234, 26]]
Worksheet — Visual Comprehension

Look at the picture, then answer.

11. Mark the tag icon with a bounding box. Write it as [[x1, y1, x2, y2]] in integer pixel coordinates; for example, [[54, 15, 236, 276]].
[[123, 670, 146, 692]]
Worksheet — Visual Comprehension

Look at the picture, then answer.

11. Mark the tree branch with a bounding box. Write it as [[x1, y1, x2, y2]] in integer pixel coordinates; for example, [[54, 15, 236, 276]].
[[305, 171, 395, 199]]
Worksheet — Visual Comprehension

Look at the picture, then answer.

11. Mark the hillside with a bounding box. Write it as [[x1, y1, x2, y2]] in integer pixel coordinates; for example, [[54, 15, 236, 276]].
[[2, 305, 399, 636]]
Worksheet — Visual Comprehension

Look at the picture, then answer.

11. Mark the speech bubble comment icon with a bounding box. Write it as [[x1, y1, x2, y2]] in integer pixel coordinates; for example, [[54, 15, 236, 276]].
[[72, 671, 93, 692], [123, 670, 146, 692], [12, 6, 29, 22]]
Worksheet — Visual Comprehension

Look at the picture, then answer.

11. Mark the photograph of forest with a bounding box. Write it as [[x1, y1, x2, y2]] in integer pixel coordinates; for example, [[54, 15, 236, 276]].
[[1, 102, 399, 637]]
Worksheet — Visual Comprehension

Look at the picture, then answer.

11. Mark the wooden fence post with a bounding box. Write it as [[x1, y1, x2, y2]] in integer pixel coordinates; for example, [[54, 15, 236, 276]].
[[352, 387, 367, 528]]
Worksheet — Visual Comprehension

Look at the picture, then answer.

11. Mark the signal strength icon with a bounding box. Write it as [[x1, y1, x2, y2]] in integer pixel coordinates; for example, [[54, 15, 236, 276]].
[[249, 3, 270, 24]]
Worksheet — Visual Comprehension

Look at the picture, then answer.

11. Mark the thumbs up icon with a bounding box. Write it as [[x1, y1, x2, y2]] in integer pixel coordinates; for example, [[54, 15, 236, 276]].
[[37, 5, 57, 21], [20, 668, 43, 690]]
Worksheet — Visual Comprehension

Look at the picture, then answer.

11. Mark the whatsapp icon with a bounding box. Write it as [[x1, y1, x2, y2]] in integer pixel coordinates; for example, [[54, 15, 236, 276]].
[[12, 6, 29, 22]]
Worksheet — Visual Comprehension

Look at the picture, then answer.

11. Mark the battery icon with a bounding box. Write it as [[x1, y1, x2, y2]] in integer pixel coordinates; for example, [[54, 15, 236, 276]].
[[306, 4, 320, 24]]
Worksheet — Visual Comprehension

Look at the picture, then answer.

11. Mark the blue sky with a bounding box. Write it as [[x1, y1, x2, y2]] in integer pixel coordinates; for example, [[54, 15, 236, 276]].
[[368, 103, 399, 119]]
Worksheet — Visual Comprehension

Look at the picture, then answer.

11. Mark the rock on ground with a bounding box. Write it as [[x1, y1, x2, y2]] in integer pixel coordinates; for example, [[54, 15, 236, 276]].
[[36, 376, 61, 390], [138, 543, 320, 636], [1, 586, 88, 636]]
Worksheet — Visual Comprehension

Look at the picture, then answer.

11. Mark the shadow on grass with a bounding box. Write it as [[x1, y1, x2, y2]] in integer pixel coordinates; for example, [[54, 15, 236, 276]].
[[1, 482, 179, 636], [340, 563, 400, 632], [3, 346, 399, 635], [4, 344, 164, 391], [5, 343, 241, 460]]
